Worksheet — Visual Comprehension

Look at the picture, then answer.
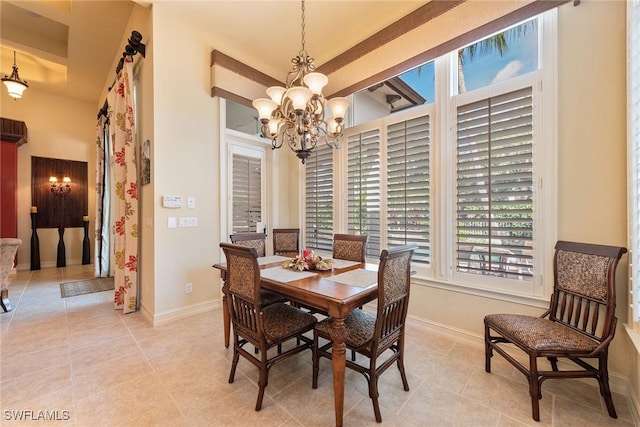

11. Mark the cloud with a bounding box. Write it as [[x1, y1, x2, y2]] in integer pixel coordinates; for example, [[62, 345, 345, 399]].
[[492, 60, 524, 83]]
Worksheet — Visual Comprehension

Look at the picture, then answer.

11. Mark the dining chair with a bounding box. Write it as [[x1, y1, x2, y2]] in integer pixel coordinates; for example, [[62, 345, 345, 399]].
[[312, 245, 417, 423], [228, 232, 286, 307], [229, 232, 267, 257], [220, 242, 317, 411], [333, 233, 367, 262], [273, 228, 300, 258], [484, 241, 627, 422]]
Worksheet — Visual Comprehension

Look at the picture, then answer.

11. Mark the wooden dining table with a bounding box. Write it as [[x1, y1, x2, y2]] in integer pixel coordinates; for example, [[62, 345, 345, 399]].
[[213, 255, 379, 427]]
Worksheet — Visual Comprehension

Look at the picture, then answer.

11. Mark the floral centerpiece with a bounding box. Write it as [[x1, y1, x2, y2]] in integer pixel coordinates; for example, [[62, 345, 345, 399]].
[[282, 249, 333, 271]]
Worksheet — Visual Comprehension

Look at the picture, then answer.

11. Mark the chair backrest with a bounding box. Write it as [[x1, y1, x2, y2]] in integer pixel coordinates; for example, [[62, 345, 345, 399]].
[[220, 242, 263, 341], [550, 241, 627, 343], [373, 245, 417, 348], [230, 232, 266, 257], [333, 234, 367, 262], [273, 228, 300, 256]]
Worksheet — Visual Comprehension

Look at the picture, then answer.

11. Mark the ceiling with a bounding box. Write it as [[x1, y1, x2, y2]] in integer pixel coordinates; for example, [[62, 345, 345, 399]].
[[0, 0, 429, 105]]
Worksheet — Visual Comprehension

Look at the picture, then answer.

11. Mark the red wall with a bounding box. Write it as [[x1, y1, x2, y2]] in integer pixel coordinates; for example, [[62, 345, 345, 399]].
[[1, 140, 18, 238]]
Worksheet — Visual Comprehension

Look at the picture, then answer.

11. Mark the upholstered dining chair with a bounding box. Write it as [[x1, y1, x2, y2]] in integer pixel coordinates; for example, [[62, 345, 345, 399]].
[[228, 232, 287, 308], [229, 232, 267, 257], [484, 241, 627, 422], [312, 245, 417, 423], [333, 233, 367, 262], [220, 243, 317, 411], [272, 228, 300, 258]]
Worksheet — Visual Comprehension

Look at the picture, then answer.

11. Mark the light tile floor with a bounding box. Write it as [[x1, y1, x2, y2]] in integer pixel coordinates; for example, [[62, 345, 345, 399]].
[[0, 265, 635, 426]]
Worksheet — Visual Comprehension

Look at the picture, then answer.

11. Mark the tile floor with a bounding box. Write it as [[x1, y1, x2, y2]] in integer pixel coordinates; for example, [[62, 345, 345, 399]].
[[0, 265, 636, 426]]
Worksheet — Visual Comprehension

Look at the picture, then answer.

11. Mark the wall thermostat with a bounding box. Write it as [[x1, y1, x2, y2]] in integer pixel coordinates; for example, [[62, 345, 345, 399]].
[[162, 196, 183, 208]]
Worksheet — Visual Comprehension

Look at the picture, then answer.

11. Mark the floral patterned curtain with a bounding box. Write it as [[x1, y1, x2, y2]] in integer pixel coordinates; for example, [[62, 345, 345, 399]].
[[95, 115, 111, 278], [107, 56, 138, 313]]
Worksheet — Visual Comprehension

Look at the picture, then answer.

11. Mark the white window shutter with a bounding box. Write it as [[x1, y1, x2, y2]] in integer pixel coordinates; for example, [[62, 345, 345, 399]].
[[386, 114, 431, 263], [456, 87, 534, 280], [305, 143, 334, 252], [347, 129, 381, 258]]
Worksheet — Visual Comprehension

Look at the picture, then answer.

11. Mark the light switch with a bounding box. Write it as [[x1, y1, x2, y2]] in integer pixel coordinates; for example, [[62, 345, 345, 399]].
[[168, 217, 177, 228], [187, 196, 196, 209]]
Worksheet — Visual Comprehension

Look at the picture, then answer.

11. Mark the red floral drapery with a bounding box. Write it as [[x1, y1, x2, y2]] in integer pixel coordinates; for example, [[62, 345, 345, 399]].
[[107, 57, 138, 313]]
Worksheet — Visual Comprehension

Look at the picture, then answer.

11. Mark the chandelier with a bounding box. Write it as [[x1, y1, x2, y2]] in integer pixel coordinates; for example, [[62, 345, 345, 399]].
[[2, 51, 28, 99], [252, 0, 350, 164], [50, 176, 71, 196]]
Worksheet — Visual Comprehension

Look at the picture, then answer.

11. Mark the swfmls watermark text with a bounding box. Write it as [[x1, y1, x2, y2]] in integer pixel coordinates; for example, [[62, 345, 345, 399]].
[[4, 410, 71, 421]]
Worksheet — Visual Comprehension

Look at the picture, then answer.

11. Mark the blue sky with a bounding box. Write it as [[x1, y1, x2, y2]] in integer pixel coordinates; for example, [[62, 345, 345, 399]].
[[399, 20, 538, 103]]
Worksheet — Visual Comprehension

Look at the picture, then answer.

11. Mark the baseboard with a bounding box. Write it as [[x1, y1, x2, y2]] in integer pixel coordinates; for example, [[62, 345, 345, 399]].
[[150, 299, 220, 326], [404, 313, 635, 414]]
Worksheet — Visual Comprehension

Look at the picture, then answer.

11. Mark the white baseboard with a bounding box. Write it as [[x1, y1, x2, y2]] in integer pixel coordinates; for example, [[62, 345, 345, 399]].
[[149, 299, 220, 326]]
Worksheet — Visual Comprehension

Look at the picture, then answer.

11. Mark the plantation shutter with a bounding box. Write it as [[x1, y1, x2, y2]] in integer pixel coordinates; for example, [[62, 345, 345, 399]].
[[232, 153, 261, 233], [386, 115, 430, 263], [630, 0, 640, 320], [305, 143, 334, 252], [347, 130, 381, 258], [456, 87, 534, 280]]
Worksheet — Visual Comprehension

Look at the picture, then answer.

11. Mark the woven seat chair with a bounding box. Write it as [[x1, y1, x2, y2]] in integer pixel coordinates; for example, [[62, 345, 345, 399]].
[[229, 232, 286, 306], [230, 232, 267, 257], [312, 245, 417, 423], [273, 228, 300, 258], [333, 233, 367, 262], [220, 243, 317, 411], [484, 240, 627, 422]]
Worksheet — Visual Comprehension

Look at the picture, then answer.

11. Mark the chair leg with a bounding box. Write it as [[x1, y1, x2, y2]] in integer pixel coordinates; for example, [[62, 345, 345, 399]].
[[312, 331, 319, 389], [548, 356, 559, 371], [598, 355, 618, 418], [484, 322, 493, 373], [228, 348, 240, 384], [369, 364, 382, 422], [529, 355, 541, 422], [255, 352, 269, 411], [397, 358, 410, 392]]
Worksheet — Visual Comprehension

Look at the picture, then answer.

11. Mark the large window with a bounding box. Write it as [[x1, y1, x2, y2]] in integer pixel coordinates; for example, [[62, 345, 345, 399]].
[[387, 115, 431, 263], [305, 143, 334, 252], [232, 152, 262, 233], [347, 129, 381, 258], [304, 13, 554, 298], [455, 87, 533, 280]]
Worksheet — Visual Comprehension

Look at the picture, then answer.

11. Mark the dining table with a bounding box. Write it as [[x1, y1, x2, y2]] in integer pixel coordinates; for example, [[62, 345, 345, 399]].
[[213, 254, 380, 427]]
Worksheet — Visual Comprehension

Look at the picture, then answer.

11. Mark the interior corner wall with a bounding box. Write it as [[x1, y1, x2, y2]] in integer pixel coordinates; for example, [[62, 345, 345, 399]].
[[110, 3, 155, 320], [556, 0, 629, 377], [1, 88, 96, 270], [149, 3, 221, 319]]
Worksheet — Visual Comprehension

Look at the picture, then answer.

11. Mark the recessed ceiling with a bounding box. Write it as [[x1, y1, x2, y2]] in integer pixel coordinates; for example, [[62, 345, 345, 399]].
[[0, 0, 430, 105]]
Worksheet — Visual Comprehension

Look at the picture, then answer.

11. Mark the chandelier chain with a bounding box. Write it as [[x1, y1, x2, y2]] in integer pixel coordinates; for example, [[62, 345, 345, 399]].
[[300, 0, 306, 53]]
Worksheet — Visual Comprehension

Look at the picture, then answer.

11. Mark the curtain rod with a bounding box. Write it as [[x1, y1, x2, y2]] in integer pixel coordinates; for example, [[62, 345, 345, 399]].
[[97, 31, 146, 119]]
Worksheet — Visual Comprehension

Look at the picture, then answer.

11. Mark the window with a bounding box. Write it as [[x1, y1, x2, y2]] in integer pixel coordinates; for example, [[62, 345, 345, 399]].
[[387, 115, 431, 263], [347, 129, 381, 258], [457, 19, 538, 93], [304, 12, 554, 298], [455, 87, 534, 280], [232, 152, 262, 233], [305, 143, 334, 252]]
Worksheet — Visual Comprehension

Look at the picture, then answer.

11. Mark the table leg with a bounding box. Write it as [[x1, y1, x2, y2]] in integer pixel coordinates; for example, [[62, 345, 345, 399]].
[[330, 316, 347, 427]]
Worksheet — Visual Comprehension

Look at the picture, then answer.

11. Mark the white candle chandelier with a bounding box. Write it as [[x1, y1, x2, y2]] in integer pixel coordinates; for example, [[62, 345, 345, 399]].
[[252, 0, 350, 164]]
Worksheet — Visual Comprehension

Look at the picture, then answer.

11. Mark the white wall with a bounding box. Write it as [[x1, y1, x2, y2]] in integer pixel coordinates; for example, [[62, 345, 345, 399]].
[[2, 88, 96, 270]]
